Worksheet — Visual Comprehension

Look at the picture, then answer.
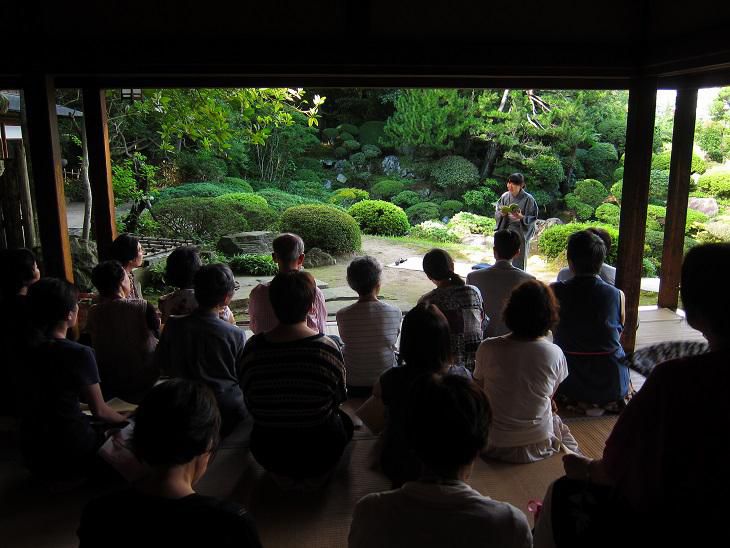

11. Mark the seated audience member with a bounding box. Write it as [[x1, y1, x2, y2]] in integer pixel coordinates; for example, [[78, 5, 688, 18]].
[[360, 303, 471, 487], [155, 264, 246, 436], [240, 270, 352, 484], [534, 243, 730, 548], [78, 379, 262, 548], [337, 256, 402, 398], [109, 233, 145, 299], [466, 229, 535, 337], [0, 248, 41, 416], [419, 249, 484, 370], [474, 280, 579, 463], [86, 260, 160, 402], [349, 374, 532, 548], [248, 233, 327, 334], [20, 278, 127, 480], [556, 227, 616, 285], [158, 245, 235, 325], [550, 230, 630, 411]]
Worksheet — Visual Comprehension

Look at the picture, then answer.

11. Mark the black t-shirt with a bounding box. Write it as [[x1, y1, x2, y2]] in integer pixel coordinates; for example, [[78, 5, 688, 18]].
[[78, 490, 263, 548], [0, 294, 33, 415]]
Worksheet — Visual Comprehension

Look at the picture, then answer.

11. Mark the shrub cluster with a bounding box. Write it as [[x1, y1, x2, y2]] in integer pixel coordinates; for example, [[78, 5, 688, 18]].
[[329, 188, 369, 208], [447, 212, 495, 237], [651, 151, 707, 174], [283, 180, 330, 201], [371, 179, 406, 200], [462, 186, 499, 215], [229, 254, 278, 276], [281, 205, 362, 254], [348, 200, 410, 236], [405, 202, 441, 225], [255, 188, 321, 213], [156, 179, 253, 202], [430, 155, 480, 193], [153, 197, 248, 243], [211, 193, 279, 230], [573, 179, 609, 208], [391, 190, 421, 209], [595, 203, 621, 226], [439, 200, 464, 218], [697, 172, 730, 198], [409, 221, 460, 243], [539, 222, 619, 265]]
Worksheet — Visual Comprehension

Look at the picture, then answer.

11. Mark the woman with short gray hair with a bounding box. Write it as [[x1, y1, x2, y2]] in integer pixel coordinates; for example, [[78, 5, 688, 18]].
[[337, 256, 402, 398]]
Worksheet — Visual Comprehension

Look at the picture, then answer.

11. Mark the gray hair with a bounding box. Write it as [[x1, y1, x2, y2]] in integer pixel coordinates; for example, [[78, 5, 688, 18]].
[[347, 256, 383, 295], [273, 233, 305, 265]]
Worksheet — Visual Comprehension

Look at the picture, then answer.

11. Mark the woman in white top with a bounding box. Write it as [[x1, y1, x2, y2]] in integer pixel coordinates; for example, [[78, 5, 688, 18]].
[[474, 280, 579, 463]]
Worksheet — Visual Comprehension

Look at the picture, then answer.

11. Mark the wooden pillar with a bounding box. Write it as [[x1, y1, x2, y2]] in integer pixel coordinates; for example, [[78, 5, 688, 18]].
[[17, 140, 37, 248], [658, 88, 698, 310], [615, 80, 656, 352], [82, 88, 117, 260], [0, 141, 26, 248], [22, 75, 74, 281]]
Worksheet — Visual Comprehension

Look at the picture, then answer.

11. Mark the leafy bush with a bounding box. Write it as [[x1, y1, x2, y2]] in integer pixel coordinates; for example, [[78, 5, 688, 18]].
[[153, 197, 248, 243], [359, 121, 387, 147], [293, 169, 321, 183], [582, 143, 618, 185], [564, 193, 594, 221], [705, 218, 730, 241], [343, 139, 361, 152], [685, 209, 708, 238], [391, 190, 421, 209], [322, 127, 339, 142], [371, 179, 406, 200], [430, 155, 480, 194], [574, 179, 609, 208], [405, 202, 442, 225], [697, 172, 730, 198], [651, 150, 707, 174], [339, 132, 355, 142], [349, 152, 367, 168], [527, 154, 565, 193], [361, 144, 381, 159], [645, 205, 666, 231], [539, 222, 619, 264], [613, 167, 624, 183], [281, 205, 362, 254], [156, 180, 254, 202], [255, 188, 321, 213], [440, 200, 464, 218], [348, 200, 410, 236], [221, 177, 254, 193], [329, 188, 369, 208], [595, 203, 621, 226], [696, 121, 728, 163], [229, 254, 278, 276], [334, 146, 348, 159], [409, 221, 460, 243], [531, 189, 553, 209], [284, 180, 330, 201], [447, 212, 496, 236], [644, 229, 665, 263], [610, 182, 623, 202], [64, 179, 86, 202], [177, 149, 227, 182], [642, 257, 658, 277], [649, 169, 670, 202], [338, 123, 359, 136], [462, 187, 499, 215], [211, 193, 279, 230]]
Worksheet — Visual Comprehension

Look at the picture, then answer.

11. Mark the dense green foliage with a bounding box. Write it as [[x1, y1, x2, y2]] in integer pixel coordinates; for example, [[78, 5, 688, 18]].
[[329, 188, 369, 208], [371, 179, 406, 200], [210, 193, 279, 230], [255, 188, 321, 213], [440, 200, 464, 218], [156, 179, 253, 202], [651, 151, 707, 174], [152, 197, 248, 243], [447, 212, 496, 236], [405, 202, 442, 225], [348, 200, 410, 236], [229, 254, 278, 276], [280, 205, 361, 254], [573, 179, 609, 208], [462, 187, 499, 215], [595, 203, 621, 226], [697, 172, 730, 197], [409, 221, 460, 243], [539, 223, 619, 264], [391, 190, 422, 209], [430, 156, 480, 194]]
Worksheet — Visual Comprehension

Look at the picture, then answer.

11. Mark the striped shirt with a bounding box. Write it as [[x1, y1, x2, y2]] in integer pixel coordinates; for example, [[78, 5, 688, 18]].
[[336, 300, 402, 387], [240, 333, 347, 429], [248, 282, 328, 334]]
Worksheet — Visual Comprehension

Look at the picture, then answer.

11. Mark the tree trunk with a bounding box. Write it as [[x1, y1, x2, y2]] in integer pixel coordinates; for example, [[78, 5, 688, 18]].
[[481, 142, 499, 178], [562, 147, 577, 194], [80, 120, 93, 240]]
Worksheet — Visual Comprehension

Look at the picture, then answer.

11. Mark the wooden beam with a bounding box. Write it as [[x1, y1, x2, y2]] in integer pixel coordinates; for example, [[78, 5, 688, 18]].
[[16, 140, 37, 248], [0, 141, 26, 248], [658, 88, 698, 310], [22, 75, 73, 281], [615, 80, 657, 352], [82, 88, 117, 260]]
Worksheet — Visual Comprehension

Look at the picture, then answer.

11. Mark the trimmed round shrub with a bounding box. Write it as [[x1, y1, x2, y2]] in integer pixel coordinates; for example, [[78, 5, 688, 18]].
[[405, 202, 441, 225], [431, 155, 480, 193], [322, 127, 339, 142], [229, 254, 278, 276], [361, 144, 381, 159], [528, 154, 565, 192], [610, 181, 623, 202], [156, 182, 234, 202], [337, 123, 359, 136], [531, 189, 554, 209], [447, 212, 496, 236], [329, 188, 369, 208], [359, 121, 387, 147], [334, 147, 348, 159], [440, 200, 464, 218], [348, 200, 410, 236], [652, 151, 707, 175], [211, 193, 279, 230], [256, 188, 321, 213], [613, 166, 624, 183], [281, 205, 361, 254], [339, 132, 355, 142], [343, 139, 361, 152], [293, 169, 321, 183], [221, 177, 254, 193], [371, 179, 406, 200], [153, 197, 249, 243], [582, 142, 618, 184], [409, 221, 460, 243], [349, 152, 367, 168], [649, 169, 670, 202], [462, 187, 499, 215], [574, 179, 609, 208], [646, 205, 666, 231], [539, 222, 619, 264], [284, 180, 330, 201], [698, 172, 730, 197], [685, 209, 708, 238], [564, 193, 594, 221], [595, 203, 621, 226], [391, 190, 421, 209]]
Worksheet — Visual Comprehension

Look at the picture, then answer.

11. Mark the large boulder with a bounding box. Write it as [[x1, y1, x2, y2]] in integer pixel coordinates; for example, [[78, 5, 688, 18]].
[[381, 155, 401, 176], [70, 236, 98, 292], [217, 231, 274, 256], [688, 197, 719, 218], [303, 247, 336, 268]]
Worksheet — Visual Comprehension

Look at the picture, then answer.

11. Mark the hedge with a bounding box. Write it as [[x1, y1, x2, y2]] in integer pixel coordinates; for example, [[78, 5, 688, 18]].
[[255, 188, 321, 213], [371, 179, 405, 200], [440, 200, 464, 218], [405, 202, 442, 225], [697, 172, 730, 197], [539, 222, 619, 265], [652, 150, 707, 174], [391, 190, 421, 209], [229, 254, 278, 276], [447, 212, 496, 236], [329, 188, 369, 208], [358, 121, 387, 147], [574, 179, 609, 208], [595, 203, 621, 226], [280, 205, 361, 254], [430, 155, 480, 193], [156, 180, 253, 202], [462, 187, 499, 215], [409, 221, 460, 243], [283, 180, 330, 201], [348, 200, 410, 236], [153, 197, 248, 243], [211, 193, 279, 230]]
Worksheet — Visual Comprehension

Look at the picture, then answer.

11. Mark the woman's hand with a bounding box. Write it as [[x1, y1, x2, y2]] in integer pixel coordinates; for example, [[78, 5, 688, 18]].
[[509, 211, 525, 221]]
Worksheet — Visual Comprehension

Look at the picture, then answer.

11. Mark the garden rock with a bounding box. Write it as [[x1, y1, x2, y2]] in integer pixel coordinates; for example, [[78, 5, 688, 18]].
[[323, 179, 332, 190], [334, 160, 349, 173], [382, 155, 401, 176], [336, 173, 348, 184], [534, 218, 563, 240], [688, 197, 719, 218], [70, 236, 98, 292], [303, 247, 336, 268], [217, 231, 274, 256]]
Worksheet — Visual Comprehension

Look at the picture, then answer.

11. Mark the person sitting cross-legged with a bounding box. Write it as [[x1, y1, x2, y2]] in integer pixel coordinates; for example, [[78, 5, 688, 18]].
[[155, 264, 247, 437], [337, 256, 402, 398], [77, 379, 263, 548], [466, 229, 535, 338], [240, 270, 352, 486], [349, 374, 532, 548], [248, 232, 327, 335]]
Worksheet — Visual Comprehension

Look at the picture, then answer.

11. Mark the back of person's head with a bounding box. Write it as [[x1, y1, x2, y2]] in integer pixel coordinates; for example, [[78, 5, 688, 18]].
[[165, 246, 202, 289], [405, 374, 490, 477], [0, 248, 38, 299], [91, 260, 126, 297], [423, 248, 464, 285], [269, 270, 316, 325], [504, 280, 559, 338], [507, 172, 525, 186], [493, 229, 521, 260], [133, 379, 221, 467], [346, 256, 382, 296], [273, 233, 305, 267], [193, 264, 235, 309], [400, 303, 453, 372], [587, 227, 612, 255], [567, 230, 605, 275], [109, 233, 140, 265], [28, 277, 79, 332], [681, 243, 730, 336]]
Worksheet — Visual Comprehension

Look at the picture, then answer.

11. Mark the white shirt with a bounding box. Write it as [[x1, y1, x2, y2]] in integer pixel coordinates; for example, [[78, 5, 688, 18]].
[[349, 480, 532, 548], [556, 263, 616, 285], [336, 299, 402, 387], [474, 336, 568, 447]]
